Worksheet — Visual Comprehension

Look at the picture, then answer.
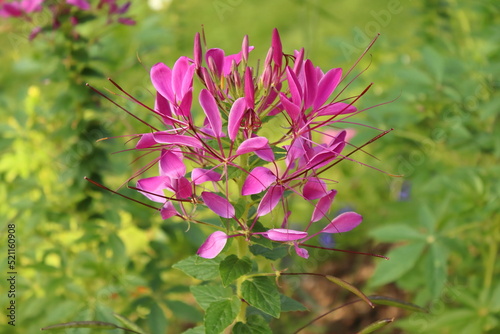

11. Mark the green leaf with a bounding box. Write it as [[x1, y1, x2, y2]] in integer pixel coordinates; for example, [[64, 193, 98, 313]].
[[182, 326, 205, 334], [41, 321, 142, 333], [148, 301, 168, 334], [249, 243, 288, 260], [190, 285, 233, 310], [357, 318, 394, 334], [326, 275, 373, 308], [233, 315, 273, 334], [428, 242, 448, 298], [113, 314, 148, 334], [241, 276, 281, 318], [369, 296, 427, 313], [165, 300, 203, 322], [280, 294, 308, 312], [369, 224, 425, 242], [173, 255, 221, 280], [204, 296, 241, 334], [220, 255, 252, 287], [369, 242, 426, 288]]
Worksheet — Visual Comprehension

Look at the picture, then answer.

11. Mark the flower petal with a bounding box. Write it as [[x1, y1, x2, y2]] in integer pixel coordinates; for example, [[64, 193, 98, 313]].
[[313, 68, 342, 110], [201, 192, 235, 218], [294, 242, 309, 259], [242, 167, 276, 196], [303, 178, 327, 200], [160, 202, 178, 220], [228, 97, 247, 141], [152, 132, 203, 149], [321, 212, 362, 234], [136, 176, 170, 203], [197, 231, 228, 259], [159, 150, 185, 178], [257, 185, 284, 217], [311, 190, 337, 222], [236, 137, 275, 161], [263, 228, 307, 242], [191, 168, 222, 185], [317, 102, 357, 116], [150, 62, 174, 102], [199, 89, 223, 137]]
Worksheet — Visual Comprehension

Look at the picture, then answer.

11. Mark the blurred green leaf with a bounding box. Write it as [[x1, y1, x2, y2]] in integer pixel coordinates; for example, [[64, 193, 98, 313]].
[[172, 255, 221, 280], [356, 318, 394, 334], [280, 294, 308, 312], [241, 277, 280, 318], [232, 315, 273, 334]]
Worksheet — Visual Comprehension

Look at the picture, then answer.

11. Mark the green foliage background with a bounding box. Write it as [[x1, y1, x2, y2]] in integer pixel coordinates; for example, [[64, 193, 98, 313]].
[[0, 0, 499, 333]]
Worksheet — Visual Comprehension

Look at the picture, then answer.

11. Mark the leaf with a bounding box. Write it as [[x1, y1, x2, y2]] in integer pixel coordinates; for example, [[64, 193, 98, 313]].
[[113, 314, 147, 334], [232, 315, 273, 334], [164, 300, 203, 322], [41, 321, 141, 333], [356, 318, 394, 334], [326, 275, 373, 308], [148, 301, 168, 334], [369, 224, 426, 243], [220, 255, 253, 287], [204, 296, 241, 334], [249, 244, 288, 260], [280, 294, 308, 312], [182, 326, 205, 334], [428, 242, 448, 298], [241, 276, 281, 318], [369, 296, 427, 313], [172, 255, 221, 280], [368, 242, 426, 287], [190, 285, 233, 310]]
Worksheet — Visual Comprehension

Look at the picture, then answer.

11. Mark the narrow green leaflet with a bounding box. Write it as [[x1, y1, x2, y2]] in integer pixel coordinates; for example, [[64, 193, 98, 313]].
[[326, 275, 373, 308], [232, 315, 273, 334], [241, 276, 281, 318], [219, 255, 252, 287], [428, 242, 448, 299], [113, 313, 147, 334], [356, 318, 394, 334], [369, 224, 426, 242], [204, 296, 241, 334], [280, 294, 308, 312], [190, 285, 233, 310], [172, 255, 221, 280], [368, 242, 427, 287], [148, 302, 168, 334], [369, 296, 427, 313], [41, 321, 141, 333]]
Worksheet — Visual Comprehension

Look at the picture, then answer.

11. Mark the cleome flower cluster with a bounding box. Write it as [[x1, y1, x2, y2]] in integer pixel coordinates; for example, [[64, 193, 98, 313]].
[[0, 0, 134, 39], [125, 29, 367, 259]]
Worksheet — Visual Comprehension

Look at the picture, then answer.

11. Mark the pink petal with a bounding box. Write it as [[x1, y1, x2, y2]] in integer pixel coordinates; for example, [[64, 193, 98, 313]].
[[228, 97, 247, 141], [279, 93, 301, 122], [154, 92, 173, 125], [285, 67, 302, 106], [244, 67, 255, 108], [172, 56, 191, 97], [193, 32, 202, 68], [152, 133, 203, 149], [206, 48, 225, 77], [159, 150, 185, 178], [173, 177, 192, 199], [257, 185, 284, 217], [201, 192, 235, 218], [321, 212, 362, 234], [311, 190, 337, 222], [314, 68, 342, 110], [177, 88, 193, 118], [263, 228, 307, 242], [271, 28, 283, 68], [160, 202, 178, 220], [66, 0, 90, 10], [292, 48, 305, 75], [303, 178, 327, 200], [136, 176, 170, 203], [236, 137, 275, 161], [197, 231, 228, 259], [317, 102, 357, 116], [150, 63, 174, 102], [303, 60, 318, 109], [294, 243, 309, 259], [242, 167, 276, 196], [222, 47, 254, 76], [191, 168, 222, 185], [199, 89, 223, 137]]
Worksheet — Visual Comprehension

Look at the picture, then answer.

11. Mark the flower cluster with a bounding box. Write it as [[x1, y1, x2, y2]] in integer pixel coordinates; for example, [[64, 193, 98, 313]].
[[0, 0, 134, 40], [123, 29, 367, 259]]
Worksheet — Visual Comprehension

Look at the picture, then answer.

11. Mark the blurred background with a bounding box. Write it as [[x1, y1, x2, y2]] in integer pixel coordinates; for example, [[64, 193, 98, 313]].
[[0, 0, 499, 333]]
